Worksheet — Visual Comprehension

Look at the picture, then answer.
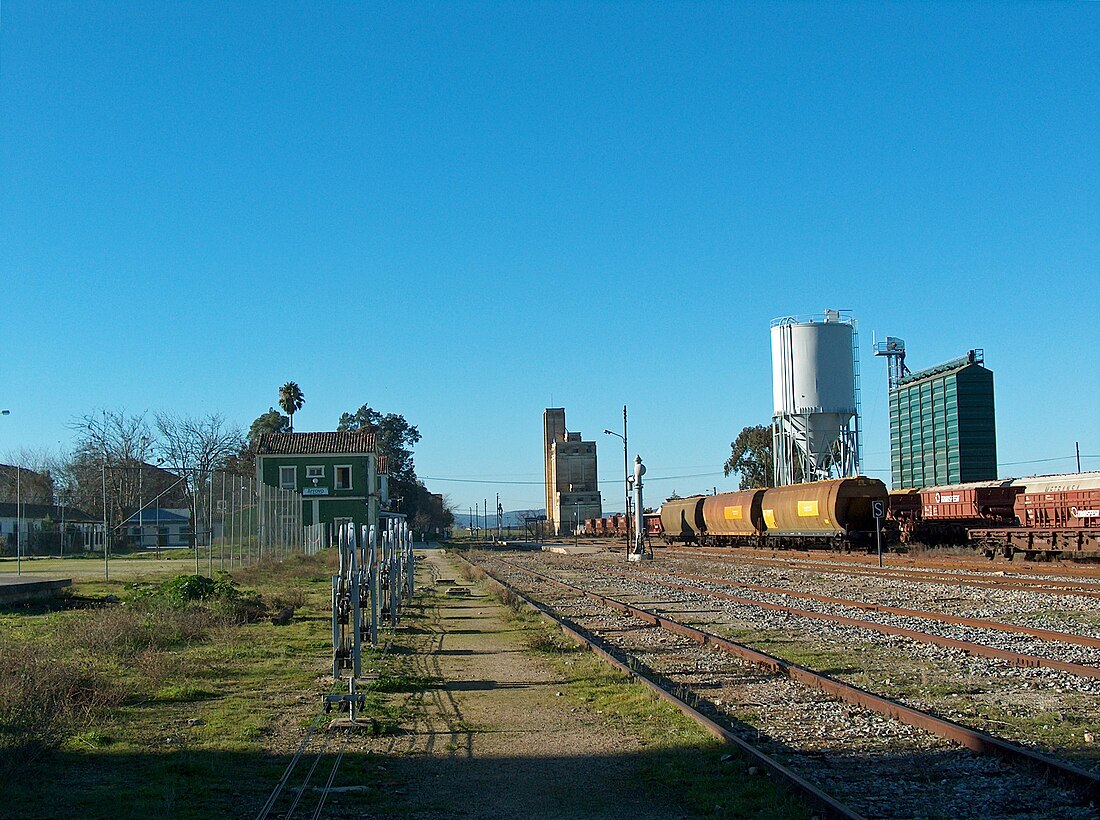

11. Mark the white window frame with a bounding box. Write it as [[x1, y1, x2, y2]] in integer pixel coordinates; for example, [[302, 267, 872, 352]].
[[306, 465, 325, 480], [333, 517, 353, 535], [279, 465, 297, 490], [334, 464, 352, 490]]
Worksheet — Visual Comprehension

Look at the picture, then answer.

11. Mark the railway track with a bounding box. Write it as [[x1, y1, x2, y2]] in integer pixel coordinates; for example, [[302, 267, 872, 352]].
[[672, 543, 1100, 578], [589, 564, 1100, 680], [474, 552, 1100, 819], [662, 546, 1100, 599], [624, 564, 1100, 650]]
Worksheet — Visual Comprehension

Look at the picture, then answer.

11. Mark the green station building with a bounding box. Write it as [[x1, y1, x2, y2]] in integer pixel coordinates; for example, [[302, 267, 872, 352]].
[[889, 350, 998, 489], [255, 431, 381, 531]]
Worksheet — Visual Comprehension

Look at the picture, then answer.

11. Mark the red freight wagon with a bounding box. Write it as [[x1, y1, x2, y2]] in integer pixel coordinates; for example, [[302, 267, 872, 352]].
[[609, 514, 628, 537], [1015, 474, 1100, 530], [643, 512, 663, 540], [920, 481, 1019, 525]]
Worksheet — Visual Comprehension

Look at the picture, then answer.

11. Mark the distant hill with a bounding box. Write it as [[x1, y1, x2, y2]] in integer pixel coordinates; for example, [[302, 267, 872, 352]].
[[452, 509, 545, 528]]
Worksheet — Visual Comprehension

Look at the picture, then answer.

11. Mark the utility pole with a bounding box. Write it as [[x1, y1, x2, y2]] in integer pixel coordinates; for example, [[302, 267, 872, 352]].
[[603, 406, 630, 554], [101, 463, 109, 581], [15, 467, 20, 576], [623, 406, 629, 553], [1077, 442, 1082, 473]]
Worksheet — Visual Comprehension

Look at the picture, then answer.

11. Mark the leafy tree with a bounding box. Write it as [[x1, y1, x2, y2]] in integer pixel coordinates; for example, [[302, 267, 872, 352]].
[[335, 404, 454, 533], [278, 382, 305, 432], [723, 424, 795, 489], [248, 408, 290, 442], [336, 405, 421, 485]]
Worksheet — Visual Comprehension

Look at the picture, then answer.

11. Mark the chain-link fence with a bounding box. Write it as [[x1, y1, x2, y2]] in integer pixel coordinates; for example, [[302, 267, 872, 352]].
[[3, 470, 314, 576], [304, 523, 329, 555]]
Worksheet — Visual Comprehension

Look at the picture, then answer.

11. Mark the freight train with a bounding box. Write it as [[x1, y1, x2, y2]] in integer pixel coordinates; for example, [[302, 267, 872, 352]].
[[581, 513, 631, 539], [889, 472, 1100, 559], [653, 477, 889, 551], [582, 471, 1100, 560]]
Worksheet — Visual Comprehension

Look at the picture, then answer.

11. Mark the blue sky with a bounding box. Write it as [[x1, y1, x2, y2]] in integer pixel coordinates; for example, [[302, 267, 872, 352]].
[[2, 2, 1098, 512]]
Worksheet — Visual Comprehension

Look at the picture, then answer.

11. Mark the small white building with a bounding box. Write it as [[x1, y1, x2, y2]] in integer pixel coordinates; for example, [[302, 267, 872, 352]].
[[0, 503, 102, 554], [122, 508, 193, 549]]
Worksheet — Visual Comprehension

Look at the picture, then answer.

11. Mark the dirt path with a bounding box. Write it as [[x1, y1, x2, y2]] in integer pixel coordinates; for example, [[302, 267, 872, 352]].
[[342, 548, 699, 819]]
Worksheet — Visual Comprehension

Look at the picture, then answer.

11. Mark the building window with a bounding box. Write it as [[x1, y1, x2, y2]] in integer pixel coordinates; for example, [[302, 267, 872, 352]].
[[279, 466, 297, 490], [334, 517, 353, 535], [335, 465, 352, 490], [306, 465, 325, 480]]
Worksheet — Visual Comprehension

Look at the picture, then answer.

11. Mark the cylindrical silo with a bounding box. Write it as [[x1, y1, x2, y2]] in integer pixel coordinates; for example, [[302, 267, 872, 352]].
[[770, 310, 861, 484]]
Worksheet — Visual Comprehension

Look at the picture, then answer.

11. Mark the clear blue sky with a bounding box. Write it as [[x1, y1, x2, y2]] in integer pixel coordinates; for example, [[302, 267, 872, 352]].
[[2, 2, 1098, 512]]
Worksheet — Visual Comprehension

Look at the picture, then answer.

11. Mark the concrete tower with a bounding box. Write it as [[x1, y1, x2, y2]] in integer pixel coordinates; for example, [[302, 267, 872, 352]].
[[542, 408, 602, 535]]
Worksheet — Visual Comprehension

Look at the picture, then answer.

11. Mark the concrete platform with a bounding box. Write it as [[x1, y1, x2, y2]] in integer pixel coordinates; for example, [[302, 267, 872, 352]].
[[541, 545, 604, 556], [0, 575, 72, 605]]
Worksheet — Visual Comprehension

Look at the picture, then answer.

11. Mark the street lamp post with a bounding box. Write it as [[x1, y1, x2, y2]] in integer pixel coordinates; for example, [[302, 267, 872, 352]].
[[604, 405, 629, 553]]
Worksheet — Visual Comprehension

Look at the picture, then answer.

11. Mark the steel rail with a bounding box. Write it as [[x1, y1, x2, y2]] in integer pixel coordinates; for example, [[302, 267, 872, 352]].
[[493, 557, 1100, 803], [283, 740, 328, 819], [696, 544, 1100, 578], [452, 554, 864, 820], [311, 731, 349, 820], [589, 565, 1100, 680], [255, 711, 327, 820], [630, 566, 1100, 650], [663, 547, 1100, 599]]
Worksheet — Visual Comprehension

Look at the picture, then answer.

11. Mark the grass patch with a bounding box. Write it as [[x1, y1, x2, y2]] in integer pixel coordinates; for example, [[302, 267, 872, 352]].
[[153, 685, 217, 703], [371, 673, 442, 693], [0, 550, 348, 817]]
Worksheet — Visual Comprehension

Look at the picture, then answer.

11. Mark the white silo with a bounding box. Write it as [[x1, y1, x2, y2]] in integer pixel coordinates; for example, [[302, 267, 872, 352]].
[[770, 310, 862, 485]]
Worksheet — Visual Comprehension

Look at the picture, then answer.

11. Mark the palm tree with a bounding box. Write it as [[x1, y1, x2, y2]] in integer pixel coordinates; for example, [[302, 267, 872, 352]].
[[278, 382, 305, 432]]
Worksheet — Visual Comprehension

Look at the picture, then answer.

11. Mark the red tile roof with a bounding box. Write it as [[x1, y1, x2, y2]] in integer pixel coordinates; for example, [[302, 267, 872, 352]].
[[255, 432, 376, 455]]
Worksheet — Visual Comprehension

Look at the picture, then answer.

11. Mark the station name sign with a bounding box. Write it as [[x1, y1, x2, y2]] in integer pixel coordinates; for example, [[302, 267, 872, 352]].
[[303, 487, 329, 496]]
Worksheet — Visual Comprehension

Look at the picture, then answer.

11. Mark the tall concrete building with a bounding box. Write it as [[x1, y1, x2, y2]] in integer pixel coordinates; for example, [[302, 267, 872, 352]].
[[543, 408, 602, 535], [890, 350, 997, 488]]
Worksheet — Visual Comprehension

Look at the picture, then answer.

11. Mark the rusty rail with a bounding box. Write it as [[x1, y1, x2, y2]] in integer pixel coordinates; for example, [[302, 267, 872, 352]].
[[663, 547, 1100, 599], [586, 565, 1100, 678], [641, 567, 1100, 650], [494, 557, 1100, 803]]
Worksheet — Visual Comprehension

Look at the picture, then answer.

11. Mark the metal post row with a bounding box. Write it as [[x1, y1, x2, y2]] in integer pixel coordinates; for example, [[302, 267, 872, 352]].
[[326, 519, 416, 721]]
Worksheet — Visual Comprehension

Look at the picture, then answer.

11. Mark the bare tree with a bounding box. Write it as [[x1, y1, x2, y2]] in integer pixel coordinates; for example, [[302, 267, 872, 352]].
[[66, 410, 158, 529], [154, 412, 243, 477], [154, 412, 245, 547]]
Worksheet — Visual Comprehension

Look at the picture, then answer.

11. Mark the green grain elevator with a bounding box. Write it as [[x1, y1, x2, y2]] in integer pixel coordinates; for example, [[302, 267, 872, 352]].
[[889, 349, 997, 488]]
